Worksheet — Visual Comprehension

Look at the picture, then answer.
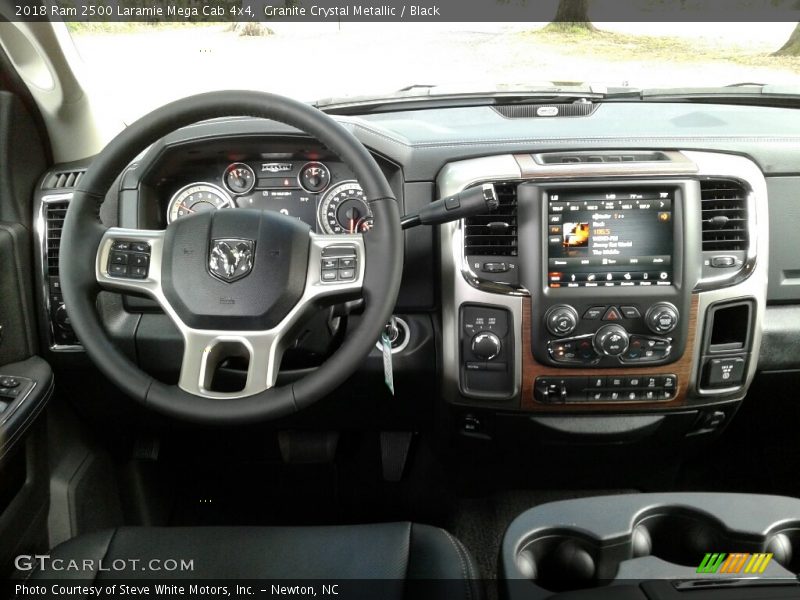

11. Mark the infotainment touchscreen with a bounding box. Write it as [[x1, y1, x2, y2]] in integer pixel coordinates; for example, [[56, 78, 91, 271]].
[[547, 189, 674, 288]]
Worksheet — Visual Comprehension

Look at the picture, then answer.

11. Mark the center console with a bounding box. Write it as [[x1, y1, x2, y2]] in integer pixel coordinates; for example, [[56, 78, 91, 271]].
[[439, 150, 767, 439], [501, 493, 800, 600]]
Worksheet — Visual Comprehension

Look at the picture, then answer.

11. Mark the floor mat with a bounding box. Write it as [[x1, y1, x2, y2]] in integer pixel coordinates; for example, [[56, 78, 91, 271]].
[[445, 489, 637, 581]]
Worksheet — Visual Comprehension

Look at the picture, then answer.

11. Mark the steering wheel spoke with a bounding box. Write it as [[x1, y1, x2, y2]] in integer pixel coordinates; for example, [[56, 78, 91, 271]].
[[178, 329, 284, 399], [95, 227, 165, 296]]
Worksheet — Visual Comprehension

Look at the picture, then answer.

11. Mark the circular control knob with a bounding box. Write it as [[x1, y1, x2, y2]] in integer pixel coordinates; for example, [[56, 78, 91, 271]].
[[645, 302, 679, 334], [545, 305, 579, 337], [54, 303, 71, 329], [471, 332, 502, 361], [594, 324, 630, 357]]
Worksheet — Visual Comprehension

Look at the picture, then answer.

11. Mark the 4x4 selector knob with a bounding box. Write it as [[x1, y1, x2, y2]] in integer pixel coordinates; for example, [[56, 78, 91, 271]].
[[545, 305, 579, 337], [471, 332, 502, 361], [645, 302, 679, 334], [594, 324, 630, 357]]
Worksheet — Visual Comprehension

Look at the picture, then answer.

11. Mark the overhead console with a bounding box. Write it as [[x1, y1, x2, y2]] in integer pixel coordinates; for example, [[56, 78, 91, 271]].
[[440, 150, 766, 432]]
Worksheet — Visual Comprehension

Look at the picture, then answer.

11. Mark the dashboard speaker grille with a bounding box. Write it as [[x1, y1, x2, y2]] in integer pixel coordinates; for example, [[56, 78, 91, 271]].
[[494, 102, 597, 119], [45, 201, 69, 276], [464, 182, 517, 256], [701, 180, 748, 251]]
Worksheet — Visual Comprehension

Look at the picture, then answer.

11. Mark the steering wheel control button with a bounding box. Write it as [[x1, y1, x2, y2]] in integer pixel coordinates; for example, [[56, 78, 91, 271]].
[[602, 306, 623, 321], [545, 305, 579, 337], [107, 240, 152, 279], [646, 302, 679, 334], [582, 306, 606, 320], [620, 306, 641, 319], [131, 254, 149, 267], [320, 245, 358, 284]]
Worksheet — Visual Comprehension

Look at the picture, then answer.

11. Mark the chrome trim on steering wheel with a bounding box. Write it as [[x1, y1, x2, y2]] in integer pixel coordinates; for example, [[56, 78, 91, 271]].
[[96, 229, 364, 399]]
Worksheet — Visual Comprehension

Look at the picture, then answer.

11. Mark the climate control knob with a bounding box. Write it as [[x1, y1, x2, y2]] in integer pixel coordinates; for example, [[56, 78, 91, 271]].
[[594, 324, 630, 357], [646, 302, 679, 334], [471, 332, 502, 361], [545, 305, 579, 337]]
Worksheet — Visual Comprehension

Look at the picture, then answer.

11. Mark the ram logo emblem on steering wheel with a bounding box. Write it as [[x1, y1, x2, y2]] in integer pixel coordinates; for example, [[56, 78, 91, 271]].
[[208, 238, 255, 283]]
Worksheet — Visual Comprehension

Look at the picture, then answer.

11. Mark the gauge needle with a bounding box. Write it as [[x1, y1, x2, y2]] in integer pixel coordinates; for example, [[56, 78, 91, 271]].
[[178, 203, 196, 213], [349, 218, 355, 234]]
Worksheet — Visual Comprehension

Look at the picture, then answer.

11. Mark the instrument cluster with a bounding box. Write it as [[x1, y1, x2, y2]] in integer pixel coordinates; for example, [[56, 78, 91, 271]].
[[166, 160, 371, 235]]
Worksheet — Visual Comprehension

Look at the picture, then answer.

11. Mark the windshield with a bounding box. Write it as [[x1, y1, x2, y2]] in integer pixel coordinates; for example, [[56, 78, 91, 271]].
[[67, 21, 800, 122]]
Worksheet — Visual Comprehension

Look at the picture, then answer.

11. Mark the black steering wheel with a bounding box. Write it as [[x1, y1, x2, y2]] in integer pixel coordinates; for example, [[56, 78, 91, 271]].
[[59, 91, 403, 424]]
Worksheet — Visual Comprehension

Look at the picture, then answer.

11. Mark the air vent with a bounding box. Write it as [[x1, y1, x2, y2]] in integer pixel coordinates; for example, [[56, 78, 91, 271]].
[[494, 102, 597, 119], [43, 170, 85, 190], [701, 180, 749, 251], [537, 151, 670, 164], [464, 182, 517, 256], [45, 201, 69, 276]]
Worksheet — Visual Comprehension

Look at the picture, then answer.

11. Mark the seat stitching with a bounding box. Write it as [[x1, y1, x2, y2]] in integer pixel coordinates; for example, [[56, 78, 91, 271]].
[[442, 529, 472, 600]]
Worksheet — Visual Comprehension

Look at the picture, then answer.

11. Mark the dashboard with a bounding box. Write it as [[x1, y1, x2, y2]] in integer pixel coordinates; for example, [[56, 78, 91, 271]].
[[31, 101, 800, 445]]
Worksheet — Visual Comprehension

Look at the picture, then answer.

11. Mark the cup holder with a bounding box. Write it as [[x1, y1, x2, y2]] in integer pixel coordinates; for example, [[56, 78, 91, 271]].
[[767, 527, 800, 572], [513, 511, 800, 594], [516, 531, 601, 593], [634, 509, 729, 567]]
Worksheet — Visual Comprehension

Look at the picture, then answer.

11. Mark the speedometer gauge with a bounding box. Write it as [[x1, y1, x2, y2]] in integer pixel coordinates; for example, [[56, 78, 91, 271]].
[[318, 181, 372, 234], [167, 183, 234, 223]]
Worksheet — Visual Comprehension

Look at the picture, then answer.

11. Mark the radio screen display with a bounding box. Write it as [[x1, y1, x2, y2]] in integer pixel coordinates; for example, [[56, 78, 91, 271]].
[[547, 189, 674, 288]]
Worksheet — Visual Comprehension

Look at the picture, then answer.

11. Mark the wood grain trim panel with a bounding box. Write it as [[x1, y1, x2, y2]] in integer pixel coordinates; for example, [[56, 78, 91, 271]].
[[520, 295, 699, 411]]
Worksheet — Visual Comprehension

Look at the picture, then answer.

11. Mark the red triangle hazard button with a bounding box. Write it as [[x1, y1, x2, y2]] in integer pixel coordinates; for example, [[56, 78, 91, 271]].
[[603, 306, 622, 321]]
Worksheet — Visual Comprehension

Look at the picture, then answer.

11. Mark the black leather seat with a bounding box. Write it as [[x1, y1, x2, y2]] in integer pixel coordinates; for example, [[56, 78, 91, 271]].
[[32, 523, 482, 599]]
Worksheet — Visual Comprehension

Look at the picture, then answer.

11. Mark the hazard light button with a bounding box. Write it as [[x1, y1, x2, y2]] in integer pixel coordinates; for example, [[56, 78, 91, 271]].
[[602, 306, 623, 321]]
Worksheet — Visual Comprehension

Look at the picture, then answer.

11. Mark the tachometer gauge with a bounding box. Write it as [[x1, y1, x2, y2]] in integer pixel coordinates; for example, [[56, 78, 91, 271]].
[[224, 163, 256, 195], [318, 181, 372, 234], [167, 183, 234, 223]]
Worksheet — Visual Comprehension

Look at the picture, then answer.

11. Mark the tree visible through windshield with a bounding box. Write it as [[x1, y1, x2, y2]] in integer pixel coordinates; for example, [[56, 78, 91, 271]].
[[67, 20, 800, 122]]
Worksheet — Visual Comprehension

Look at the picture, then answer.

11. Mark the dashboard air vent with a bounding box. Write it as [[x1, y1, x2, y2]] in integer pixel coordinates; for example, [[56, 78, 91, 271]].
[[700, 180, 748, 251], [43, 170, 85, 190], [464, 182, 517, 256], [45, 201, 69, 276], [494, 102, 597, 119], [537, 151, 670, 164]]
